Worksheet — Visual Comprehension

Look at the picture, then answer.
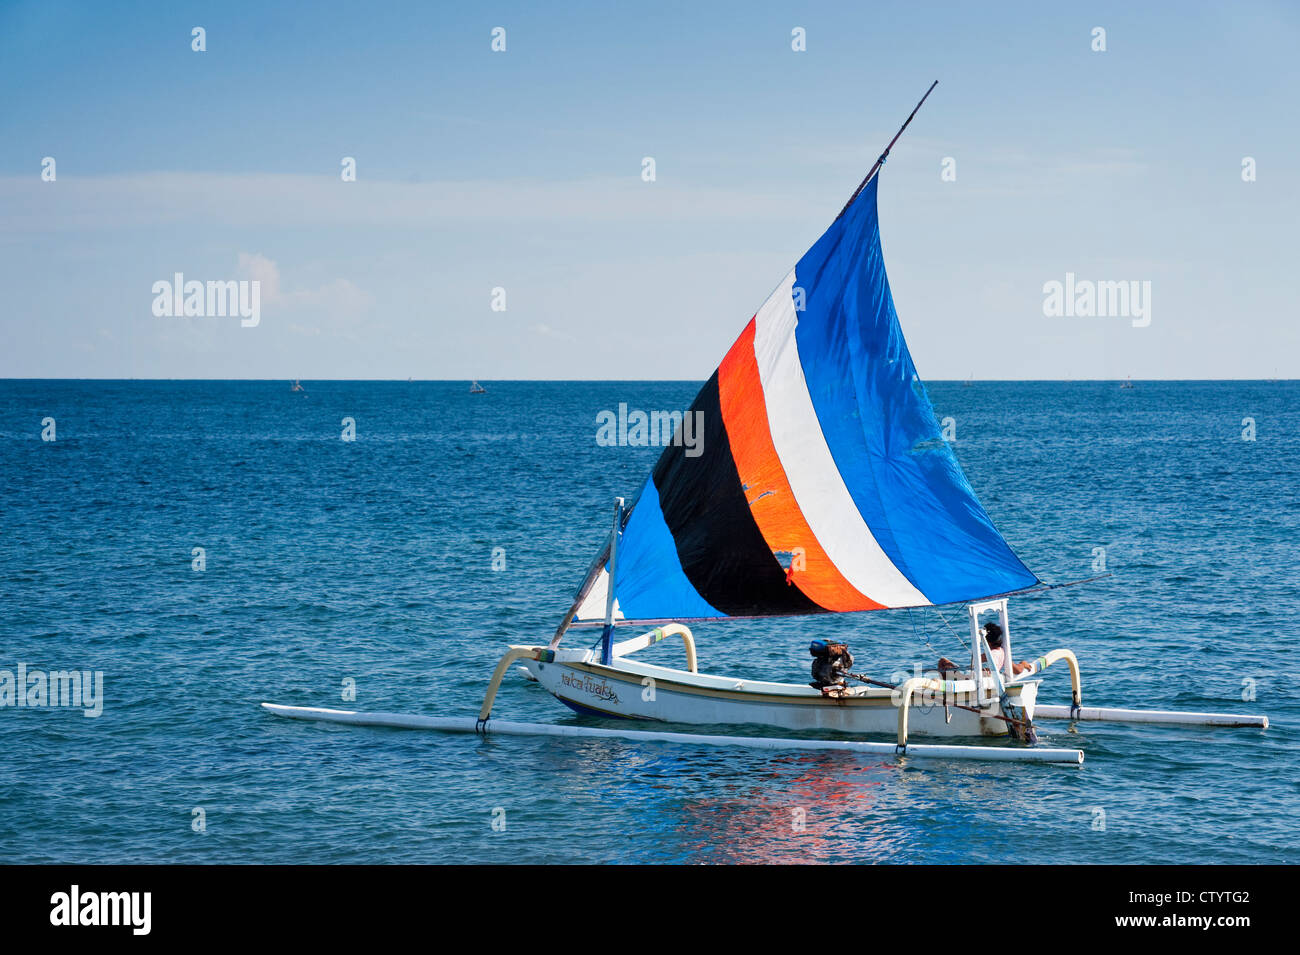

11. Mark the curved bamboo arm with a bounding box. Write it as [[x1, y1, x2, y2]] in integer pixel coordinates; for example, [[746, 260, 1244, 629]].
[[478, 647, 541, 723], [654, 624, 697, 674], [610, 625, 698, 672], [894, 677, 951, 747], [1032, 649, 1082, 709]]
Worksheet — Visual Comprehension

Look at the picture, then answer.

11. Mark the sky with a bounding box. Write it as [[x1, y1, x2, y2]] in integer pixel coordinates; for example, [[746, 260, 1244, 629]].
[[1, 0, 1297, 380]]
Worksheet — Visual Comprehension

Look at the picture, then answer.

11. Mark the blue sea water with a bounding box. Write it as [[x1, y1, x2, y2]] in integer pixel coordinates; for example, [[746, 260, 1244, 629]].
[[0, 379, 1296, 864]]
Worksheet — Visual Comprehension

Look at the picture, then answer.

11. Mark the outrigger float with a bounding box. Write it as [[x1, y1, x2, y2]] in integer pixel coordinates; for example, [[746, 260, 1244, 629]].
[[264, 83, 1267, 765]]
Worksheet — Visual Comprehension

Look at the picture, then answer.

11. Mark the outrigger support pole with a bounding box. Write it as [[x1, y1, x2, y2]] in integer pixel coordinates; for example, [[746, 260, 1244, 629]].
[[477, 646, 542, 725], [262, 703, 1085, 764], [1033, 648, 1082, 714], [836, 79, 938, 220], [1035, 705, 1267, 729]]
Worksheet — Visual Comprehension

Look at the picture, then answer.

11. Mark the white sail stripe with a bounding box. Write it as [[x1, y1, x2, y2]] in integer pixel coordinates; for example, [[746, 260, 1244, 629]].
[[751, 270, 930, 608], [575, 567, 624, 621]]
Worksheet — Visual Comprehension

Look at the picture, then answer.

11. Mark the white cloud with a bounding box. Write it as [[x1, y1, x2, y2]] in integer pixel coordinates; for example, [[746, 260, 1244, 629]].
[[236, 251, 371, 317], [237, 251, 282, 301], [531, 322, 577, 343]]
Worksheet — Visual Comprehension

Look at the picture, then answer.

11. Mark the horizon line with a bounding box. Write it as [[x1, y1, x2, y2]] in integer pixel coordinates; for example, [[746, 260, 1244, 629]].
[[0, 377, 1295, 384]]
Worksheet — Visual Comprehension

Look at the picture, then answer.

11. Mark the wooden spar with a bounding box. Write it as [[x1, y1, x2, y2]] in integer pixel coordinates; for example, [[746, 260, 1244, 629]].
[[563, 576, 1114, 631], [550, 501, 626, 648], [549, 538, 608, 647], [835, 79, 938, 220], [261, 703, 1084, 764], [1035, 704, 1268, 729], [550, 540, 610, 647]]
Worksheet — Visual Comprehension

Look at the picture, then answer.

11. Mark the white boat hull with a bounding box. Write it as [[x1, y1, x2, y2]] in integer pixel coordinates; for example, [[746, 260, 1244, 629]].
[[521, 655, 1036, 739]]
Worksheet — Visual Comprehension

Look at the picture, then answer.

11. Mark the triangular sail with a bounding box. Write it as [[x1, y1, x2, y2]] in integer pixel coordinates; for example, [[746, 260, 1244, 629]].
[[572, 173, 1038, 626]]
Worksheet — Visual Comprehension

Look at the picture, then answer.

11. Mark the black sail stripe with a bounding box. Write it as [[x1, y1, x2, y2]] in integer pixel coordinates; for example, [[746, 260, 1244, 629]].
[[651, 373, 823, 617]]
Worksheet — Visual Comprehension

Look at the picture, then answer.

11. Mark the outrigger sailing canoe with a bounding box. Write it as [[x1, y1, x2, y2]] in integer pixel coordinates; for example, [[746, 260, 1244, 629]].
[[265, 83, 1267, 764]]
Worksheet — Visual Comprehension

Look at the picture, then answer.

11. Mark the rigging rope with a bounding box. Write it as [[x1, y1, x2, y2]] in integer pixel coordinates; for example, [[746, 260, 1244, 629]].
[[932, 606, 971, 654]]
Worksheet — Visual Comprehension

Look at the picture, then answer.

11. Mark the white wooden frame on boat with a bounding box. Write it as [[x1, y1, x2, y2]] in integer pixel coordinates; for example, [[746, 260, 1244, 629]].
[[262, 600, 1264, 766], [262, 568, 1265, 767], [515, 612, 1062, 751], [465, 572, 1267, 762]]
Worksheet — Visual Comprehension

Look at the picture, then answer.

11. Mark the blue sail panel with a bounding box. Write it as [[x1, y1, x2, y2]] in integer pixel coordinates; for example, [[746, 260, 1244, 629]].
[[791, 176, 1038, 603]]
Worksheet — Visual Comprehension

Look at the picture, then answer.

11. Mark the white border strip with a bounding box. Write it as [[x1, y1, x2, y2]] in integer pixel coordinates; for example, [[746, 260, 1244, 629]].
[[751, 270, 928, 607]]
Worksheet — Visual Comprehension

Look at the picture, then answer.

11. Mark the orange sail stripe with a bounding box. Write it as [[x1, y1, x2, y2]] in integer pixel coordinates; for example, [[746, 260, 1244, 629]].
[[717, 319, 885, 612]]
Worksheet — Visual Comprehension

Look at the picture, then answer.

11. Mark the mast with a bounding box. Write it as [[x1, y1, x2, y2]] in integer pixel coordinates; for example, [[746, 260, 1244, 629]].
[[835, 80, 938, 220], [599, 497, 625, 664]]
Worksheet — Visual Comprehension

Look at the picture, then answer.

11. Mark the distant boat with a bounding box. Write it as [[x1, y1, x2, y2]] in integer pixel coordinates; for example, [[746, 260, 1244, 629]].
[[291, 380, 307, 395], [469, 380, 487, 394], [1120, 376, 1134, 389], [963, 374, 973, 388]]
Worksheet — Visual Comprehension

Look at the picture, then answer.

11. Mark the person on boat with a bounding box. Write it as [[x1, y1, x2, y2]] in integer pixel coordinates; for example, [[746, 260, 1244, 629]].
[[936, 623, 1032, 678]]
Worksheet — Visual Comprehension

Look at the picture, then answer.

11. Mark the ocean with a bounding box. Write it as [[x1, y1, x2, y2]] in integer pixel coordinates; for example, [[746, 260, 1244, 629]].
[[1, 379, 1295, 864]]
